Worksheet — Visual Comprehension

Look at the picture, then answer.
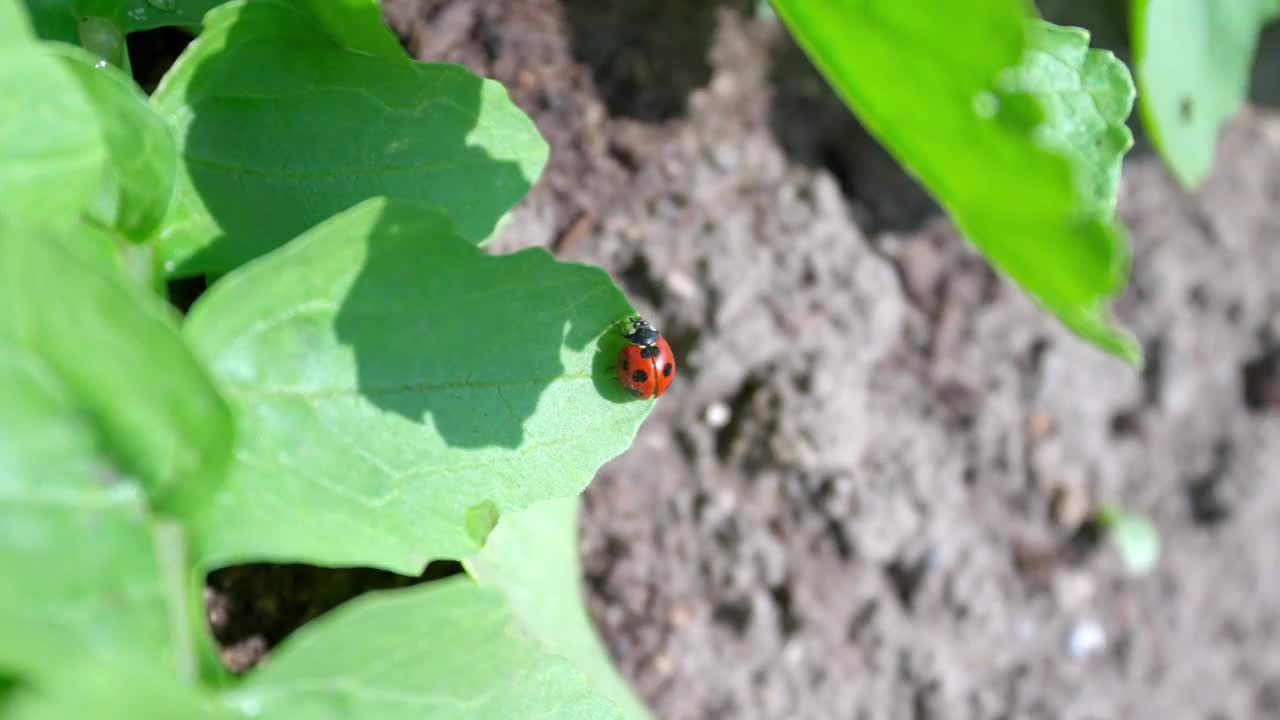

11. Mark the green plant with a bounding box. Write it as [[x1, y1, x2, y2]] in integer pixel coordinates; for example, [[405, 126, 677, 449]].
[[1133, 0, 1278, 188], [2, 0, 648, 716], [1, 0, 1206, 716], [773, 1, 1140, 364], [772, 0, 1280, 365]]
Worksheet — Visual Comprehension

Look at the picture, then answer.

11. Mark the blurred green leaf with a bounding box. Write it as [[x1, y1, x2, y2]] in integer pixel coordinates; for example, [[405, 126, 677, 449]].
[[0, 25, 106, 226], [152, 0, 547, 275], [0, 224, 232, 517], [5, 0, 38, 44], [5, 661, 230, 720], [16, 0, 79, 45], [469, 497, 650, 720], [225, 578, 625, 720], [16, 0, 76, 45], [1003, 21, 1134, 214], [1133, 0, 1279, 187], [771, 1, 1139, 364], [51, 43, 178, 240], [0, 346, 178, 678], [185, 198, 647, 573]]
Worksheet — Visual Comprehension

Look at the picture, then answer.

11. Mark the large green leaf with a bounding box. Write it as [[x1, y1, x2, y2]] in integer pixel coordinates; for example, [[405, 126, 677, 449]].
[[0, 346, 178, 679], [1133, 0, 1279, 187], [151, 0, 547, 275], [0, 223, 232, 517], [185, 198, 648, 573], [224, 578, 624, 720], [771, 1, 1139, 364], [0, 6, 105, 226], [51, 43, 178, 241], [468, 497, 650, 720]]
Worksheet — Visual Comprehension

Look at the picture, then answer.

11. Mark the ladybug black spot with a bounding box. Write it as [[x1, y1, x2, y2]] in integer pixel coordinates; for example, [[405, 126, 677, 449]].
[[631, 369, 649, 383], [662, 363, 673, 377], [640, 345, 661, 359], [621, 357, 629, 371]]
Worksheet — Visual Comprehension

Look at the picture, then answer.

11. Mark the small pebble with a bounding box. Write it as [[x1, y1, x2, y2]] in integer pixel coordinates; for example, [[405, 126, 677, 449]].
[[1066, 619, 1107, 658], [665, 270, 699, 301], [709, 143, 739, 172], [705, 401, 731, 428]]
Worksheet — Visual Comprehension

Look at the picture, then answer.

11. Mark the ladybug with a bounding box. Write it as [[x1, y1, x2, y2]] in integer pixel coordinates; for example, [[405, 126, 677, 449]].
[[615, 317, 676, 399]]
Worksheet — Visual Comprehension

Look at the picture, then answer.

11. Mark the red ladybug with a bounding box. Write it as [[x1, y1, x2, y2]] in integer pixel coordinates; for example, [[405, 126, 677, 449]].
[[615, 317, 675, 399]]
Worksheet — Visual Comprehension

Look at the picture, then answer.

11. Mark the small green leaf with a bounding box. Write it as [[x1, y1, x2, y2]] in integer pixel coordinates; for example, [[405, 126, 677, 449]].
[[0, 34, 106, 226], [225, 578, 625, 720], [1133, 0, 1280, 187], [0, 223, 232, 517], [468, 497, 651, 719], [185, 198, 647, 573], [0, 346, 177, 678], [1098, 506, 1160, 575], [1003, 21, 1134, 215], [50, 43, 178, 240], [152, 0, 547, 275], [771, 1, 1139, 364]]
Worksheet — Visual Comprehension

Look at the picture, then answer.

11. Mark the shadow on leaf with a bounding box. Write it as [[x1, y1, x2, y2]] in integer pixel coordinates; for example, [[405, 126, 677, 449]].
[[332, 200, 634, 448], [163, 0, 542, 275]]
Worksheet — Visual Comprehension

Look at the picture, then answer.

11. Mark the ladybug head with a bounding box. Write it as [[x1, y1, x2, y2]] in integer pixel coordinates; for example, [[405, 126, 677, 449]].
[[621, 316, 660, 346]]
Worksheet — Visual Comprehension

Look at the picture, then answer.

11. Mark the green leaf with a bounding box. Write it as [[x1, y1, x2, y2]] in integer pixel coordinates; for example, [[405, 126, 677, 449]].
[[224, 578, 625, 720], [469, 497, 650, 720], [152, 0, 547, 275], [51, 43, 178, 240], [5, 661, 231, 720], [771, 1, 1140, 365], [185, 198, 647, 573], [17, 0, 76, 45], [0, 35, 106, 227], [1003, 21, 1134, 215], [4, 0, 37, 45], [0, 346, 178, 678], [0, 223, 232, 517], [121, 0, 226, 31], [1133, 0, 1279, 187]]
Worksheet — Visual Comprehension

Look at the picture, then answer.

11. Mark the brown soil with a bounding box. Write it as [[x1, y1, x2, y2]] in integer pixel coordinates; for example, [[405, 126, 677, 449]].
[[208, 2, 1280, 718]]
